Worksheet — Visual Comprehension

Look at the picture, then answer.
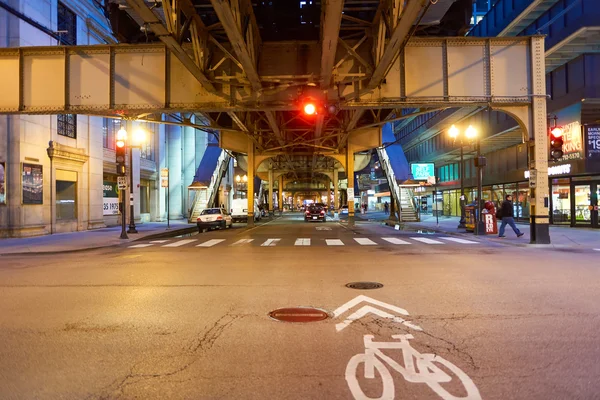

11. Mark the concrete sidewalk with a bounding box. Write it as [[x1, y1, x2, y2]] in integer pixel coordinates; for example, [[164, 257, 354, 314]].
[[0, 220, 195, 255], [397, 215, 600, 248]]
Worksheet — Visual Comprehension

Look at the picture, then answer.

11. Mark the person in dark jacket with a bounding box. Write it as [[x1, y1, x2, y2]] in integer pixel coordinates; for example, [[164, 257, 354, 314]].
[[498, 194, 524, 238]]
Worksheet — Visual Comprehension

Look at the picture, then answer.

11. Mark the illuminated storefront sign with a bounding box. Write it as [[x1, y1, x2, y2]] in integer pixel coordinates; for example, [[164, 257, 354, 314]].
[[410, 163, 435, 180], [524, 164, 571, 179]]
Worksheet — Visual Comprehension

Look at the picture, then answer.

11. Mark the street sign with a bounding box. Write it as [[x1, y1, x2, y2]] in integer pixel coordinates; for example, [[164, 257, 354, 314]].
[[117, 176, 128, 190], [427, 176, 436, 185], [160, 168, 169, 177], [528, 169, 537, 188], [347, 187, 354, 199], [161, 178, 169, 188]]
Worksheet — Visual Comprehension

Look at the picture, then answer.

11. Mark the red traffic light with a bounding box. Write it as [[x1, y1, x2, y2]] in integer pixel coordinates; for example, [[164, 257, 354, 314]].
[[550, 127, 563, 138], [116, 140, 125, 148], [303, 103, 316, 115]]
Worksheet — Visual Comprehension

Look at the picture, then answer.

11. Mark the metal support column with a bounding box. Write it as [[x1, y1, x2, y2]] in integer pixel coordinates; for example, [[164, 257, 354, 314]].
[[247, 141, 255, 227], [333, 169, 339, 211], [529, 36, 551, 244], [268, 168, 274, 216], [346, 145, 355, 226], [475, 139, 486, 236], [278, 175, 284, 215]]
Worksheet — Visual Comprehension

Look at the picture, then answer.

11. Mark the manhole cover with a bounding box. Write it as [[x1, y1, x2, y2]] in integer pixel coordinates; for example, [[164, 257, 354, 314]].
[[268, 307, 330, 323], [345, 281, 384, 290]]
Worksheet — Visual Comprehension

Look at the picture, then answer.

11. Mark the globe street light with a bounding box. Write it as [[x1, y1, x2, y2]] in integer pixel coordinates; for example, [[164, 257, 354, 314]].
[[448, 125, 478, 229]]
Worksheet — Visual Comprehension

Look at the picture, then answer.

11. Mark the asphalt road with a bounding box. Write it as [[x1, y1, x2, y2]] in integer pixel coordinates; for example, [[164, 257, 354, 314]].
[[1, 213, 599, 400]]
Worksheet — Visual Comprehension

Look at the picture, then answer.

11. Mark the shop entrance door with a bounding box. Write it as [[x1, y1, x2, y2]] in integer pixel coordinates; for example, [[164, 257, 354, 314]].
[[571, 183, 599, 227]]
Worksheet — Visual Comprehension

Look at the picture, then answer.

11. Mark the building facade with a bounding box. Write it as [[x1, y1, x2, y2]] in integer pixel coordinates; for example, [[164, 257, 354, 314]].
[[398, 0, 600, 229], [0, 1, 229, 237]]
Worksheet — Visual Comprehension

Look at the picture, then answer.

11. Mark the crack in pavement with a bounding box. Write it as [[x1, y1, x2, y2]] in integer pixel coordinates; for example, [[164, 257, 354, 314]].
[[89, 312, 249, 400]]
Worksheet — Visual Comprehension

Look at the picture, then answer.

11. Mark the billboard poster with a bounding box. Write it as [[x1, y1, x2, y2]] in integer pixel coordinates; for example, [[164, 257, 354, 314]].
[[586, 124, 600, 160], [0, 162, 5, 204], [411, 163, 435, 180], [22, 163, 43, 204], [103, 181, 120, 215], [557, 121, 583, 162]]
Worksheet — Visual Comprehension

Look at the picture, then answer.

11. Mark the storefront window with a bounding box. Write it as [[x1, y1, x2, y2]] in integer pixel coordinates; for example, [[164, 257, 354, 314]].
[[492, 185, 504, 207], [516, 182, 530, 220], [551, 178, 570, 224], [574, 184, 592, 224]]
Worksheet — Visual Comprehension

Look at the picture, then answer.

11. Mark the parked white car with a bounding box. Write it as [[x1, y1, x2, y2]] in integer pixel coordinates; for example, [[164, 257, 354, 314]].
[[197, 208, 232, 232]]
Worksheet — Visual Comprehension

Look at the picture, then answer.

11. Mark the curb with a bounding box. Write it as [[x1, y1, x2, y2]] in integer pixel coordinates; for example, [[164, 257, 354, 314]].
[[0, 225, 197, 256]]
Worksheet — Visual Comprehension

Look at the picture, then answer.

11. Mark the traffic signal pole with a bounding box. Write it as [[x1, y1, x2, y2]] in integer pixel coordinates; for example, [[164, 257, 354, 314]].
[[127, 146, 138, 233], [120, 188, 128, 239]]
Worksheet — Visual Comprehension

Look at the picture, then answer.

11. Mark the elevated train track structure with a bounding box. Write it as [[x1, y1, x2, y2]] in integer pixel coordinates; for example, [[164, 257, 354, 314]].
[[0, 0, 552, 242]]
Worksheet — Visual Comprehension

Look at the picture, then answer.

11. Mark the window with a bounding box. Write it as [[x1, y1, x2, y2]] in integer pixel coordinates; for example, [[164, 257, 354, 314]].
[[0, 162, 5, 204], [57, 114, 77, 139], [56, 180, 77, 220], [103, 118, 120, 149], [57, 2, 77, 45], [140, 124, 156, 161]]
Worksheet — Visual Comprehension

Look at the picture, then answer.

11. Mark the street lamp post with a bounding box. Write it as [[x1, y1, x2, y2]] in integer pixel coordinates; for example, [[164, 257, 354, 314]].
[[449, 125, 482, 232]]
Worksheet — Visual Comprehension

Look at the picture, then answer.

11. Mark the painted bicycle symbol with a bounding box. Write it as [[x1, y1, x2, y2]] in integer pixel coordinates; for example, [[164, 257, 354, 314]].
[[346, 334, 482, 400]]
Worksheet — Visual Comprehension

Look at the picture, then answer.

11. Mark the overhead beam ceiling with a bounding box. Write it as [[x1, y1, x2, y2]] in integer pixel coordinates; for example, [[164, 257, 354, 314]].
[[320, 0, 345, 89]]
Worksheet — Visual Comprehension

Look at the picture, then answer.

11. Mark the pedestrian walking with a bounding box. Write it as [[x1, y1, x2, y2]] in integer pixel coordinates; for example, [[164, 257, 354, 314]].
[[384, 201, 389, 215], [498, 194, 524, 238]]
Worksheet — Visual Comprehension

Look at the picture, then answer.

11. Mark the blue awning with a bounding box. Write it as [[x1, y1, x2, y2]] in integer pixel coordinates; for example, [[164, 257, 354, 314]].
[[382, 123, 410, 183], [191, 145, 222, 187]]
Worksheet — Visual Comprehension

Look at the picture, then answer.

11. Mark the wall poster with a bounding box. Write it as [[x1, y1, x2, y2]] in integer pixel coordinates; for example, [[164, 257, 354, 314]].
[[22, 163, 43, 204], [0, 162, 5, 204]]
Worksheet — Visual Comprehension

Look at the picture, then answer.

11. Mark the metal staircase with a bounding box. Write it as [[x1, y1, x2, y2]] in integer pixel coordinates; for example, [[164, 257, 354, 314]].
[[376, 147, 419, 222], [188, 150, 231, 222]]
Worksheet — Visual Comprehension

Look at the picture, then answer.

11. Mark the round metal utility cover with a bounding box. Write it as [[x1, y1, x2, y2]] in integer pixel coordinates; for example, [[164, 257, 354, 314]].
[[268, 307, 330, 323], [345, 281, 384, 290]]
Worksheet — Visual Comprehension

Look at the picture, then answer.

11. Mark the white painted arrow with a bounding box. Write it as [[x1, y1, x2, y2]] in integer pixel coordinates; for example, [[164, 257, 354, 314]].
[[333, 295, 422, 332]]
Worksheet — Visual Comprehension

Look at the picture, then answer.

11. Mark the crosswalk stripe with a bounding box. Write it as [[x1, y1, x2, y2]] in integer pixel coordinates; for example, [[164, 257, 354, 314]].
[[326, 239, 344, 246], [163, 239, 198, 247], [197, 239, 226, 247], [410, 237, 444, 244], [439, 237, 479, 244], [295, 238, 311, 246], [231, 239, 254, 246], [381, 237, 411, 245], [150, 240, 169, 244], [354, 238, 377, 245], [128, 244, 154, 248], [261, 238, 280, 247]]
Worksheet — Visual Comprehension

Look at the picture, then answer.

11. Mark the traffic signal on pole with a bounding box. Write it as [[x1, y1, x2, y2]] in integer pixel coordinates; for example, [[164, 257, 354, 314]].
[[116, 127, 127, 176], [549, 126, 564, 161]]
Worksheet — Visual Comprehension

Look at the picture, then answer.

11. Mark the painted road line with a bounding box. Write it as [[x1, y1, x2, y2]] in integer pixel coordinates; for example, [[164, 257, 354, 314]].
[[128, 244, 154, 248], [150, 240, 169, 244], [294, 238, 311, 246], [261, 238, 281, 247], [196, 239, 226, 247], [163, 239, 198, 247], [439, 237, 479, 244], [381, 237, 411, 245], [326, 239, 344, 246], [231, 239, 254, 246], [410, 237, 444, 245], [354, 238, 377, 246]]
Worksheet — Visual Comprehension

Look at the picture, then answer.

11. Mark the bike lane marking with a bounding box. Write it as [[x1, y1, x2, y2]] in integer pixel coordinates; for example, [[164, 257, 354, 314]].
[[334, 295, 482, 400]]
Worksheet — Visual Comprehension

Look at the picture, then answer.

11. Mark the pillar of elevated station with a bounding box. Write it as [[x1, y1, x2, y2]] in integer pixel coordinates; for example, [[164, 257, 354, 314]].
[[278, 175, 284, 213], [167, 118, 183, 219], [247, 143, 255, 226], [346, 146, 355, 226], [333, 169, 339, 211], [268, 168, 274, 215], [182, 122, 196, 217]]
